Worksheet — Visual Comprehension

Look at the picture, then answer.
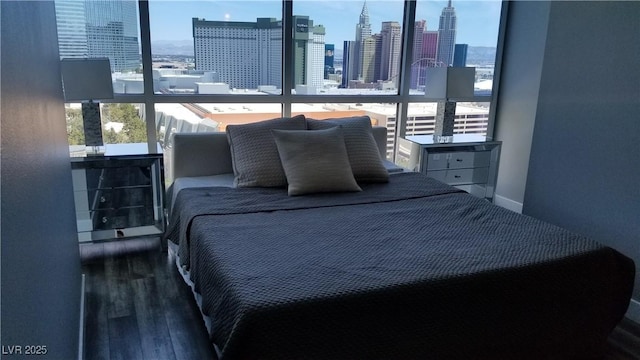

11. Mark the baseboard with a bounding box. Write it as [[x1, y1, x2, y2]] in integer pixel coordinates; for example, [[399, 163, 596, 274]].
[[493, 194, 523, 213], [626, 298, 640, 324], [79, 274, 86, 360]]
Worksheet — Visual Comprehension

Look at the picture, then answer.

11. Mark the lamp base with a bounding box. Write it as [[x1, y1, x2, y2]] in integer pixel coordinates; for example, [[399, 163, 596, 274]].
[[85, 145, 106, 156], [82, 101, 104, 147], [433, 135, 453, 144], [433, 100, 456, 143]]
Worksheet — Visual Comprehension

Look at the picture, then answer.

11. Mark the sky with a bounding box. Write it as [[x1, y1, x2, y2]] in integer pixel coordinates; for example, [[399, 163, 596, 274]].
[[148, 0, 502, 48]]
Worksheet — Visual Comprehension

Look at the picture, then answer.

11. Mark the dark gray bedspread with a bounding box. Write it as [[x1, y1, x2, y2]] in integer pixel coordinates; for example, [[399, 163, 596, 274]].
[[166, 172, 634, 360]]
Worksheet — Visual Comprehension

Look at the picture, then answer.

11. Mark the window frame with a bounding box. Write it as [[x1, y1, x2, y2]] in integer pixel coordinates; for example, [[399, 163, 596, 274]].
[[102, 0, 507, 159]]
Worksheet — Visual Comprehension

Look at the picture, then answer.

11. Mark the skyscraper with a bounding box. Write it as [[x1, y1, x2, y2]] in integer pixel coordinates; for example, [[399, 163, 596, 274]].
[[324, 44, 335, 79], [410, 20, 426, 88], [410, 22, 439, 89], [307, 24, 326, 88], [378, 21, 402, 85], [342, 40, 358, 87], [55, 0, 140, 72], [453, 43, 468, 67], [361, 36, 378, 83], [55, 0, 88, 59], [193, 17, 282, 89], [354, 1, 372, 80], [193, 16, 324, 90], [436, 0, 457, 67], [423, 31, 439, 60]]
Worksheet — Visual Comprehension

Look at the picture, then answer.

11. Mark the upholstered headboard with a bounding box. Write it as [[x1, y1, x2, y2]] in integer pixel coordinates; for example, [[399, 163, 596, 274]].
[[170, 126, 389, 181]]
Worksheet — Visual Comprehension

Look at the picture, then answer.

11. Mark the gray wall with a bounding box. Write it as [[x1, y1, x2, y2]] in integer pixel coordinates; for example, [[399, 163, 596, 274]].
[[1, 2, 82, 359], [510, 1, 640, 300], [493, 1, 551, 210]]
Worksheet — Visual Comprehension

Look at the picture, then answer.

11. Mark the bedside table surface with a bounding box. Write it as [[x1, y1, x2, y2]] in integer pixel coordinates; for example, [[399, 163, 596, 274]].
[[405, 134, 496, 146]]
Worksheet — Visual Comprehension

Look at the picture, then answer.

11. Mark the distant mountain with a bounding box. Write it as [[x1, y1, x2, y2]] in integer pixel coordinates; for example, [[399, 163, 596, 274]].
[[334, 48, 343, 62], [152, 40, 194, 56], [150, 40, 495, 67], [466, 46, 496, 66]]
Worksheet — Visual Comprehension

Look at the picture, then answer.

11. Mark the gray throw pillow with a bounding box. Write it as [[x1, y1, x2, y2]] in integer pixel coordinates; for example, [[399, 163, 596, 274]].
[[271, 127, 362, 196], [226, 115, 307, 187], [307, 116, 389, 183]]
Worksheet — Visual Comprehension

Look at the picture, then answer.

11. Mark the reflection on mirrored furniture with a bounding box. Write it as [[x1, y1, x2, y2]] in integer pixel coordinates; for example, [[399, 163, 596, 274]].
[[397, 134, 501, 201], [71, 144, 165, 242]]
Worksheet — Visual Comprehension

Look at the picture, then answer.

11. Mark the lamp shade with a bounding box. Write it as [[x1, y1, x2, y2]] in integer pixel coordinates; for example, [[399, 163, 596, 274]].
[[424, 67, 475, 100], [60, 58, 114, 101]]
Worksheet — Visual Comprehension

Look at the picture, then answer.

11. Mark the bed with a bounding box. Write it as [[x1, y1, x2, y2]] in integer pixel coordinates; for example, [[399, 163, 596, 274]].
[[165, 116, 634, 359]]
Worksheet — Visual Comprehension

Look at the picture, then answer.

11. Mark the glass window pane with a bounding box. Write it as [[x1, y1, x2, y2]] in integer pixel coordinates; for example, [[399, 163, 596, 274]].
[[292, 103, 397, 160], [155, 102, 284, 183], [292, 1, 403, 95], [149, 1, 282, 95], [412, 0, 501, 95], [66, 103, 147, 156], [55, 0, 143, 95], [404, 101, 490, 136]]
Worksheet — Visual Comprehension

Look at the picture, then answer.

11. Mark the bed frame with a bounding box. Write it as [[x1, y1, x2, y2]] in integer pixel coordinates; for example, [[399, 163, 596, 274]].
[[165, 126, 634, 359]]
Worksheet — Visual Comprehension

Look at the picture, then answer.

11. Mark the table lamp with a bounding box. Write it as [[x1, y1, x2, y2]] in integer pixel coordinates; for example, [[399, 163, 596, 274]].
[[425, 67, 475, 143], [60, 58, 114, 154]]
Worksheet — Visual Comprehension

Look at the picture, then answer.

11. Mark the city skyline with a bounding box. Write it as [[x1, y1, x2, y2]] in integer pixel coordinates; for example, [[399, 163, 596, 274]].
[[149, 1, 501, 49]]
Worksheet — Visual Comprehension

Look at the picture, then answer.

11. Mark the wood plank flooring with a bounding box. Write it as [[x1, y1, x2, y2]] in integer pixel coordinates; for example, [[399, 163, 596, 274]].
[[81, 238, 216, 360], [81, 238, 640, 360]]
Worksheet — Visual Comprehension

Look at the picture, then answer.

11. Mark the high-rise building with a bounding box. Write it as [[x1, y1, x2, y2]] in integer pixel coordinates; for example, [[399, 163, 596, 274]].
[[410, 22, 439, 89], [193, 17, 282, 89], [84, 0, 140, 72], [361, 36, 378, 83], [307, 24, 326, 88], [293, 16, 311, 87], [342, 40, 358, 87], [436, 0, 457, 67], [378, 21, 402, 85], [354, 1, 372, 80], [453, 43, 468, 67], [423, 31, 439, 60], [55, 0, 140, 72], [193, 16, 323, 90], [410, 20, 426, 89], [55, 0, 88, 59], [324, 44, 335, 79]]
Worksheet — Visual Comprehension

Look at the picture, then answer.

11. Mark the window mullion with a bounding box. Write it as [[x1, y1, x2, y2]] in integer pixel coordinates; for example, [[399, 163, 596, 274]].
[[394, 0, 417, 161], [282, 0, 294, 117], [138, 0, 157, 152]]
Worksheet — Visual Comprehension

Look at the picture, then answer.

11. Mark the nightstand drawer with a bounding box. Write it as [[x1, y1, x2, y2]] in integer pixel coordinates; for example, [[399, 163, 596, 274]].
[[426, 151, 491, 170], [428, 167, 489, 185], [87, 186, 153, 210], [91, 207, 156, 230], [86, 166, 152, 188]]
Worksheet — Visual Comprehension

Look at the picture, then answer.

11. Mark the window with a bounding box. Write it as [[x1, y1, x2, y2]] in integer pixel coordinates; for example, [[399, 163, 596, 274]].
[[291, 1, 403, 94], [149, 1, 282, 94], [56, 0, 504, 163], [55, 0, 143, 95], [65, 103, 146, 156], [412, 0, 501, 96], [405, 101, 491, 136]]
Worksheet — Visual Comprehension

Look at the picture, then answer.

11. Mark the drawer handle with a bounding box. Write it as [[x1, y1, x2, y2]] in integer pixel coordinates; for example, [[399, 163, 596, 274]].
[[454, 175, 461, 178], [102, 217, 108, 223], [455, 159, 463, 162], [100, 196, 106, 203]]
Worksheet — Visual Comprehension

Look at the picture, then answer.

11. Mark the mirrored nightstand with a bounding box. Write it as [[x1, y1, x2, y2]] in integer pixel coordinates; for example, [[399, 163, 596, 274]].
[[397, 135, 501, 201], [71, 144, 165, 242]]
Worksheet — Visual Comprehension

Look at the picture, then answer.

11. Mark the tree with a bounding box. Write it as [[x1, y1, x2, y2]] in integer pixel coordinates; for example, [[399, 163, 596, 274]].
[[65, 103, 147, 145], [66, 107, 84, 145], [102, 103, 147, 144]]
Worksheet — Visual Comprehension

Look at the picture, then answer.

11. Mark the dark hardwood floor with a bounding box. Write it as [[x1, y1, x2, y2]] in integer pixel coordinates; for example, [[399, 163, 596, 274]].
[[81, 238, 217, 360], [81, 238, 640, 360]]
